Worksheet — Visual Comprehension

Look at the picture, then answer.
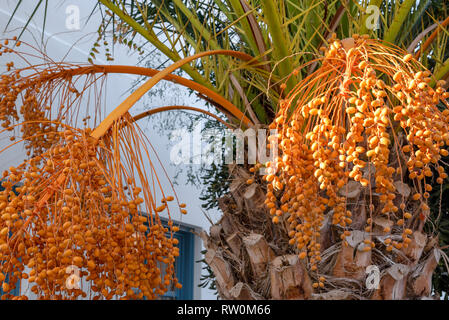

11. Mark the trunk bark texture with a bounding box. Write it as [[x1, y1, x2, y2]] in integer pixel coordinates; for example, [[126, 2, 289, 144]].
[[202, 163, 441, 300]]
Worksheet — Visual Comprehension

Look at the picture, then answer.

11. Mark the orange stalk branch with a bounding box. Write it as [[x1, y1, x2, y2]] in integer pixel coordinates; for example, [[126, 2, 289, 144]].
[[26, 63, 253, 129], [91, 50, 257, 139], [132, 105, 233, 129]]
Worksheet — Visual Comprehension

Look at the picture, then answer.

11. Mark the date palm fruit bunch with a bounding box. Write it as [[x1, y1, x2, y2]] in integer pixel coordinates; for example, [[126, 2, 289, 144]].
[[0, 39, 101, 157], [265, 35, 449, 274], [0, 117, 183, 300], [0, 39, 199, 300]]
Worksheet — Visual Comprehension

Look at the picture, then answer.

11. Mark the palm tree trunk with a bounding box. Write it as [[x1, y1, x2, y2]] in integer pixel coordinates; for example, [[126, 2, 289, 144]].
[[203, 158, 441, 300]]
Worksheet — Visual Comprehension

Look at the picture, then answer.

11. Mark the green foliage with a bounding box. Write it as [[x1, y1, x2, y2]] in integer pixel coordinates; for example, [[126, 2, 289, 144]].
[[199, 162, 230, 210], [197, 249, 218, 295]]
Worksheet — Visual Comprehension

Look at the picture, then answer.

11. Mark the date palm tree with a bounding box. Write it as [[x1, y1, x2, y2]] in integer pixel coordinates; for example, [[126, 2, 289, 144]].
[[2, 0, 449, 299]]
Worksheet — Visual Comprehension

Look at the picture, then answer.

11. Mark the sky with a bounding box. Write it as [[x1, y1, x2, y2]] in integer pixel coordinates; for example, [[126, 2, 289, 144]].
[[0, 0, 223, 299]]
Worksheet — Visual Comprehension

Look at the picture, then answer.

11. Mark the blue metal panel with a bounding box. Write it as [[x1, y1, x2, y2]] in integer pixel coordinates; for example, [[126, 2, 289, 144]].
[[173, 229, 194, 300], [159, 218, 195, 300]]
